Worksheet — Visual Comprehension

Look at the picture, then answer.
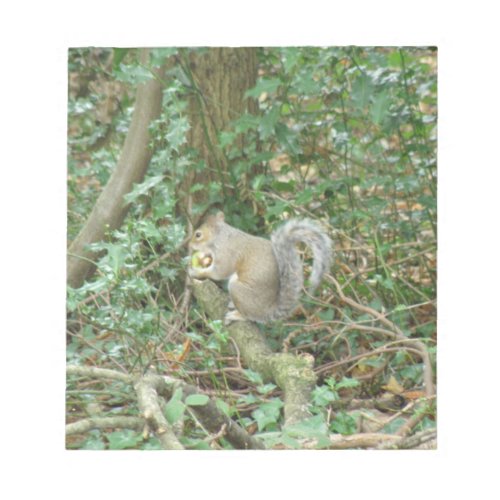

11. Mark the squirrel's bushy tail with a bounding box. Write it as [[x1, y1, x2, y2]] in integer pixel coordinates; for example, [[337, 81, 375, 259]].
[[270, 219, 332, 320]]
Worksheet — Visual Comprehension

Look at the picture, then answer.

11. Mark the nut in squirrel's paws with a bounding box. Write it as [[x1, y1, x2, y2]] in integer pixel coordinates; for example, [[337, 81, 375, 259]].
[[189, 251, 214, 279], [191, 251, 213, 269]]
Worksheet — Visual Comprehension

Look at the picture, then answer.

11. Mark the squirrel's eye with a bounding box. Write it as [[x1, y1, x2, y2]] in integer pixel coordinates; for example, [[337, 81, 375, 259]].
[[195, 231, 202, 239]]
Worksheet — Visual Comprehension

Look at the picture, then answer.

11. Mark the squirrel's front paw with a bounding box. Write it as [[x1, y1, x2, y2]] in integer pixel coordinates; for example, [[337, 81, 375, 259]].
[[188, 266, 207, 279], [224, 309, 246, 325]]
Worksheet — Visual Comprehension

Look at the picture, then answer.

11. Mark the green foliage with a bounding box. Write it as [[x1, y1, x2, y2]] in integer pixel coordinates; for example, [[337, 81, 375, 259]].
[[330, 412, 358, 435], [283, 415, 331, 448], [164, 388, 186, 424], [311, 377, 360, 437], [185, 394, 210, 406], [107, 430, 144, 450], [251, 398, 283, 432], [79, 432, 106, 450], [67, 47, 436, 449]]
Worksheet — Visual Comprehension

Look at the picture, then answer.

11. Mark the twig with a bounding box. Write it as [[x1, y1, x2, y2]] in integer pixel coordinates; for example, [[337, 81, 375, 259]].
[[377, 428, 437, 450], [66, 365, 132, 383], [134, 373, 185, 449], [329, 276, 435, 397], [303, 428, 436, 450], [301, 432, 401, 450], [316, 342, 425, 376], [395, 401, 433, 437], [66, 416, 144, 435], [203, 423, 228, 446]]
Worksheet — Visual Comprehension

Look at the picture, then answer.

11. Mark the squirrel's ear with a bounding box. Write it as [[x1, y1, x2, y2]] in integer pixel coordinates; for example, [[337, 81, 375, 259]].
[[215, 211, 225, 222]]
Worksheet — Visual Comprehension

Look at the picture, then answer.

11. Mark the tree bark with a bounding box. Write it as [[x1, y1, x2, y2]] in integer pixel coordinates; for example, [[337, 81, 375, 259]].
[[67, 49, 166, 288], [180, 47, 258, 206]]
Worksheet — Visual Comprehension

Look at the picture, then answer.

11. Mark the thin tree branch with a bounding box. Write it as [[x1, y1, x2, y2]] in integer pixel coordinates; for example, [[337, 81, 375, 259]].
[[329, 276, 435, 397], [67, 49, 167, 288], [66, 416, 144, 435]]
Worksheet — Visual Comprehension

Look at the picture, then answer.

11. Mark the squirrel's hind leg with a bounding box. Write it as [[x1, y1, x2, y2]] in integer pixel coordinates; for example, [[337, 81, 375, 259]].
[[225, 279, 248, 324], [224, 306, 246, 325]]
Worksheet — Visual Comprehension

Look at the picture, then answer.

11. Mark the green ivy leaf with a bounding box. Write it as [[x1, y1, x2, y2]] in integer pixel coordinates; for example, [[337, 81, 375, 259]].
[[105, 244, 128, 276], [291, 72, 321, 95], [251, 399, 283, 431], [231, 113, 260, 133], [149, 48, 177, 67], [370, 90, 391, 125], [114, 63, 153, 84], [393, 304, 408, 313], [185, 394, 210, 406], [381, 416, 407, 434], [107, 430, 143, 450], [271, 180, 295, 193], [243, 369, 264, 385], [165, 223, 186, 247], [124, 175, 165, 203], [285, 415, 331, 448], [182, 437, 212, 450], [81, 434, 106, 450], [336, 377, 361, 390], [418, 194, 436, 210], [257, 383, 277, 395], [259, 105, 281, 140], [281, 47, 301, 74], [330, 411, 357, 435], [136, 220, 163, 241], [267, 199, 292, 217], [295, 188, 313, 205], [312, 385, 338, 407], [166, 116, 190, 151], [316, 309, 335, 321], [245, 77, 282, 98], [215, 399, 231, 417], [279, 434, 301, 449], [164, 388, 186, 424], [141, 438, 163, 450], [112, 48, 129, 71], [275, 123, 301, 155], [218, 130, 237, 148], [352, 74, 374, 109]]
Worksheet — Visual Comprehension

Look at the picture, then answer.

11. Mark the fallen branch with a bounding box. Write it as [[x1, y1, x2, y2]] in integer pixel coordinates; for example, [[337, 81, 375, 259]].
[[301, 428, 437, 450], [67, 365, 131, 383], [66, 416, 144, 435], [376, 428, 437, 450], [190, 278, 317, 426], [134, 373, 185, 450], [157, 375, 265, 449], [66, 364, 264, 450]]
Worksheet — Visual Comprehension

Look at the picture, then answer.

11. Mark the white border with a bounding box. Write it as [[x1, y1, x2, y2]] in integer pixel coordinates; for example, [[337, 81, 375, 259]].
[[3, 0, 500, 498]]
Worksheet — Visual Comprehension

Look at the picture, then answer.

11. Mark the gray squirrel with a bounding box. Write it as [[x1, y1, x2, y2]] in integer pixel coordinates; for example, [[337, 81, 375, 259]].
[[188, 212, 332, 324]]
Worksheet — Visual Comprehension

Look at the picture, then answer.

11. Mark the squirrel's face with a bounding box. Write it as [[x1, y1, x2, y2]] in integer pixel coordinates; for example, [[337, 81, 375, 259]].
[[189, 224, 211, 251], [189, 212, 224, 251]]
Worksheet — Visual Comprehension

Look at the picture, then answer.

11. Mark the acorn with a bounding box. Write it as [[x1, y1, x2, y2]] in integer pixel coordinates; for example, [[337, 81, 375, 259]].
[[191, 251, 213, 268]]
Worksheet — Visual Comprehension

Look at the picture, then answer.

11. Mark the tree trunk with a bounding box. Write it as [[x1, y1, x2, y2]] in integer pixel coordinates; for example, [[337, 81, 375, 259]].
[[67, 49, 166, 288], [180, 47, 258, 206]]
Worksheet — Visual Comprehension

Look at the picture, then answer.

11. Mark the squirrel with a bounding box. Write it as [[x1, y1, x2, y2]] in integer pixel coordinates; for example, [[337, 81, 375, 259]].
[[188, 211, 332, 324]]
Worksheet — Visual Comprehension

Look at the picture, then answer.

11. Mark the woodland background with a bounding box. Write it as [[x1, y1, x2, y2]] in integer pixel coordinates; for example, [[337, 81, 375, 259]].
[[66, 47, 437, 450]]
